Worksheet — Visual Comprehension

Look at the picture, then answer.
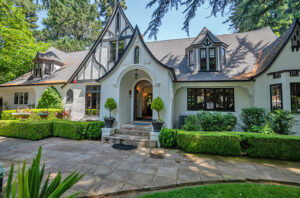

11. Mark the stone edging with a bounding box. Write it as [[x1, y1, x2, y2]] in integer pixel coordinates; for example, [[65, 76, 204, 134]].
[[80, 179, 300, 198]]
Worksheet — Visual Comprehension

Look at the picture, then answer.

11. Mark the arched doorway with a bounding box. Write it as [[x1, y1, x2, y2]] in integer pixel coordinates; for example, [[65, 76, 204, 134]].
[[134, 80, 152, 121]]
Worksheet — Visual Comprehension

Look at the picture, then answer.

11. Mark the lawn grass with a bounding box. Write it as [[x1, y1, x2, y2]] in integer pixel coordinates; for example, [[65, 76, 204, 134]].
[[138, 183, 300, 198]]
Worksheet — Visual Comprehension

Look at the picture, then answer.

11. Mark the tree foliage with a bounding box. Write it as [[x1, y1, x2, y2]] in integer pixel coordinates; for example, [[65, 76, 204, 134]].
[[145, 0, 299, 39], [0, 0, 49, 84], [37, 86, 64, 109]]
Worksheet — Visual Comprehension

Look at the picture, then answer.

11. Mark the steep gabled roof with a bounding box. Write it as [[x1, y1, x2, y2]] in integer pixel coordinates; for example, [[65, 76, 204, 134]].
[[62, 0, 134, 88], [96, 26, 176, 82], [254, 19, 300, 77], [191, 27, 223, 45]]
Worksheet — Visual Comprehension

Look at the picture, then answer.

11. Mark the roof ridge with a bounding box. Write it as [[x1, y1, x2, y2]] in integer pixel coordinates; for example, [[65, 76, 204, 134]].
[[146, 37, 195, 43]]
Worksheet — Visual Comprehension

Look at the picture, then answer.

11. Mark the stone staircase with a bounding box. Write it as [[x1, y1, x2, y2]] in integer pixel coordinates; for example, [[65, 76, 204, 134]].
[[102, 122, 157, 148]]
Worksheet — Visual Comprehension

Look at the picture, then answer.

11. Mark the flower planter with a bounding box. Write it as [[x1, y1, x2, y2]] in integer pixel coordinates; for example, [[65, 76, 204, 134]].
[[55, 114, 64, 119], [152, 120, 164, 132], [12, 113, 30, 120], [104, 117, 115, 128], [38, 113, 49, 119]]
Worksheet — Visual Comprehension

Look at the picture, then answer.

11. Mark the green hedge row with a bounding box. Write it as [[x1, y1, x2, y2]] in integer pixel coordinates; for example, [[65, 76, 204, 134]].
[[0, 120, 104, 140], [0, 120, 52, 140], [159, 129, 300, 160], [53, 121, 104, 140], [1, 109, 62, 121]]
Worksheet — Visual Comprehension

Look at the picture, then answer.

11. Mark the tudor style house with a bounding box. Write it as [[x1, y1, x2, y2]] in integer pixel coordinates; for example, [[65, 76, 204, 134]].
[[0, 2, 300, 134]]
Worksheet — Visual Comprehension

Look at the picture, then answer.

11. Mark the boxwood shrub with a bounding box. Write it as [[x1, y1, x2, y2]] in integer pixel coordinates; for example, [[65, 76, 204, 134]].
[[240, 133, 300, 160], [0, 120, 104, 141], [160, 129, 300, 160], [0, 120, 52, 140], [177, 131, 242, 156], [159, 129, 177, 148], [1, 109, 62, 121]]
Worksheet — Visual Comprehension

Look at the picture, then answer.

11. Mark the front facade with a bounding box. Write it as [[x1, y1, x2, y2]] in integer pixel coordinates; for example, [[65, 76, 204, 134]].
[[1, 2, 300, 134]]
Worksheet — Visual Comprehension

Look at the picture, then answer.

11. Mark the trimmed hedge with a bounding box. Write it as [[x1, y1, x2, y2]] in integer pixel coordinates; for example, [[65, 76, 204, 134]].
[[1, 109, 62, 121], [160, 129, 300, 160], [53, 121, 105, 140], [240, 133, 300, 161], [159, 129, 177, 148], [177, 131, 242, 156], [0, 120, 52, 140], [0, 120, 104, 141]]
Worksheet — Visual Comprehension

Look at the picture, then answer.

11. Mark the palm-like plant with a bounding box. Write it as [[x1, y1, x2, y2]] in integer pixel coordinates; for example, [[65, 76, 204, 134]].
[[5, 146, 83, 198]]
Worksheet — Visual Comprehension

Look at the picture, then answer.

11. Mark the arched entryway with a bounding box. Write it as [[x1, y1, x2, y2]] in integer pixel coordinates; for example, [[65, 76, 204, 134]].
[[134, 80, 152, 121], [118, 68, 153, 126]]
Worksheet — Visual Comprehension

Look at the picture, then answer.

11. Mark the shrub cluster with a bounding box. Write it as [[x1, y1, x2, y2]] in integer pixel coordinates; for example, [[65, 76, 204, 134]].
[[1, 109, 63, 121], [0, 120, 52, 140], [240, 108, 297, 135], [159, 129, 300, 160], [0, 120, 104, 140], [183, 112, 237, 131], [37, 86, 64, 109]]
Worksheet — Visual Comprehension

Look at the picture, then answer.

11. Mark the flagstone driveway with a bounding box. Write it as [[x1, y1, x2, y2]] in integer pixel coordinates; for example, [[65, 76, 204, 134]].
[[0, 136, 299, 197]]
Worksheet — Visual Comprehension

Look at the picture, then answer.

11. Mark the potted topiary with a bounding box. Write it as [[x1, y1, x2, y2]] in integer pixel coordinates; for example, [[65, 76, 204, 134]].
[[151, 97, 164, 132], [0, 162, 6, 193], [104, 98, 117, 128]]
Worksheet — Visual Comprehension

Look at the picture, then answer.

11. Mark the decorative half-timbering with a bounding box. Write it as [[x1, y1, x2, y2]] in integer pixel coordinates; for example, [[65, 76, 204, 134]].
[[71, 1, 134, 83], [291, 22, 300, 51]]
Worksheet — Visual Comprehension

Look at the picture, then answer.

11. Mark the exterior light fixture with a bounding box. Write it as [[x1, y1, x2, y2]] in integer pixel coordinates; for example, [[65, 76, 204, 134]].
[[134, 69, 138, 80]]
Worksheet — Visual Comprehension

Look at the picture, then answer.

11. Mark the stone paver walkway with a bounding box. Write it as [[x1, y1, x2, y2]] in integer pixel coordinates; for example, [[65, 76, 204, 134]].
[[0, 136, 299, 197]]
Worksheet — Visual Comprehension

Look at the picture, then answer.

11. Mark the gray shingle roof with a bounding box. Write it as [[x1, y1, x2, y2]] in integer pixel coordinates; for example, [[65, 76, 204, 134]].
[[255, 20, 299, 76], [146, 26, 277, 81], [1, 48, 88, 86], [191, 27, 223, 45]]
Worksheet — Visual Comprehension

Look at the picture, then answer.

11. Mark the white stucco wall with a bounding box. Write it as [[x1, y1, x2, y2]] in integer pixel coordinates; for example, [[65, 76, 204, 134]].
[[99, 32, 174, 128], [174, 82, 254, 130], [0, 87, 36, 110], [254, 39, 300, 135]]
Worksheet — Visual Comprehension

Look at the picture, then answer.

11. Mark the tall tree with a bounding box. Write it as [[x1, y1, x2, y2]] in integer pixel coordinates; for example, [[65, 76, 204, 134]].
[[227, 0, 300, 36], [145, 0, 299, 39], [14, 0, 40, 31], [39, 0, 127, 52], [0, 0, 49, 83]]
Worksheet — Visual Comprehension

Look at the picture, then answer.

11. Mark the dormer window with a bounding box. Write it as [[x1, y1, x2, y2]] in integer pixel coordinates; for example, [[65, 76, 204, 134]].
[[189, 50, 195, 66], [209, 48, 216, 71], [34, 63, 42, 77], [200, 49, 207, 71], [45, 63, 51, 74], [221, 48, 226, 65]]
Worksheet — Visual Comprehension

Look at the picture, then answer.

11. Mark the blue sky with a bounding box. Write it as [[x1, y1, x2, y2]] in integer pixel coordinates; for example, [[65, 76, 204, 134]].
[[37, 0, 232, 42]]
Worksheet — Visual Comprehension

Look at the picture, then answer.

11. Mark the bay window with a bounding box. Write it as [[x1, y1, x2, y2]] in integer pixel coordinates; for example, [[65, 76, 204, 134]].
[[270, 84, 282, 111], [187, 88, 234, 111], [200, 49, 207, 71], [291, 83, 300, 113], [209, 48, 216, 71], [189, 50, 195, 66]]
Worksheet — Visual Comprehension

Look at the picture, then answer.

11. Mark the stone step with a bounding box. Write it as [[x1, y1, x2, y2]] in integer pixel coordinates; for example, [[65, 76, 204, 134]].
[[115, 129, 150, 137], [120, 123, 152, 132], [102, 135, 157, 148]]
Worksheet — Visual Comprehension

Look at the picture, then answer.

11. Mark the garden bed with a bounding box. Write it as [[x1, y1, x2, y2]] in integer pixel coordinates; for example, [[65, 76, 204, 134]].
[[159, 129, 300, 161], [0, 120, 104, 140]]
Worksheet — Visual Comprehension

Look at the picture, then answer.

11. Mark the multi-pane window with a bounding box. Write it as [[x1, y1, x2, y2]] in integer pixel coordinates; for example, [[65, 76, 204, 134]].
[[200, 49, 207, 71], [270, 84, 282, 111], [189, 50, 195, 66], [34, 64, 42, 77], [14, 92, 28, 105], [45, 63, 51, 74], [221, 48, 226, 65], [85, 85, 101, 116], [187, 88, 234, 111], [290, 70, 299, 77], [209, 48, 216, 71], [291, 83, 300, 113], [134, 47, 140, 64], [110, 41, 116, 62], [116, 12, 121, 33]]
